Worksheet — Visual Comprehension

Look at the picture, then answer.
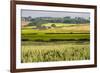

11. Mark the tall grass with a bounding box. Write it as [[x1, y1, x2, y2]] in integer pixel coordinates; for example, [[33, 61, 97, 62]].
[[21, 42, 90, 63]]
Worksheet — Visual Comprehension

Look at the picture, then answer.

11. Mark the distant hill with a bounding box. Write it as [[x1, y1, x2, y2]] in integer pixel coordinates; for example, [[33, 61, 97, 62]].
[[21, 16, 90, 26]]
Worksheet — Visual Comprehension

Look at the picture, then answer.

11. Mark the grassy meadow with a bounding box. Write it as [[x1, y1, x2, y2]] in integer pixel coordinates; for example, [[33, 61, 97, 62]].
[[21, 23, 90, 63]]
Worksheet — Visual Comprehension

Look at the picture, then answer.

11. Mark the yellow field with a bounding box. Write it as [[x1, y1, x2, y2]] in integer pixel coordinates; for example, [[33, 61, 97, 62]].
[[61, 24, 90, 33], [21, 42, 90, 63]]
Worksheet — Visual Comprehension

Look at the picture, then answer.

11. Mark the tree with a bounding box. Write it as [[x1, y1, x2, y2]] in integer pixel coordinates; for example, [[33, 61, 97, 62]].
[[28, 16, 32, 21], [51, 24, 56, 27]]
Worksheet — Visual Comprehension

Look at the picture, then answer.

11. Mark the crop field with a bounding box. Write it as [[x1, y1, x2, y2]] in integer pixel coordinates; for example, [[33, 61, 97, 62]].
[[21, 23, 90, 63], [21, 41, 90, 63], [22, 33, 89, 41], [22, 24, 90, 41]]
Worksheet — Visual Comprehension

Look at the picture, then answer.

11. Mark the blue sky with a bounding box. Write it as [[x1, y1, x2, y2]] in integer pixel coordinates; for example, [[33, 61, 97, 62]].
[[21, 10, 90, 19]]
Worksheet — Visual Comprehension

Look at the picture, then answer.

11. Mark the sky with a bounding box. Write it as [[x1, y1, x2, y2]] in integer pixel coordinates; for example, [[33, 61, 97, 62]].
[[21, 9, 90, 19]]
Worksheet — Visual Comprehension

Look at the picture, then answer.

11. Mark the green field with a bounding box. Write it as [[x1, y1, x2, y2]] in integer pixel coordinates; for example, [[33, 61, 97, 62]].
[[21, 23, 90, 63], [42, 23, 79, 27], [22, 33, 89, 41], [22, 23, 90, 41]]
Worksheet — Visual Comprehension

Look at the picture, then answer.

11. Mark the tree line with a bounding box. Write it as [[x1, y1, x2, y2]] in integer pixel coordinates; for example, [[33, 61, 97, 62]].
[[22, 16, 90, 26]]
